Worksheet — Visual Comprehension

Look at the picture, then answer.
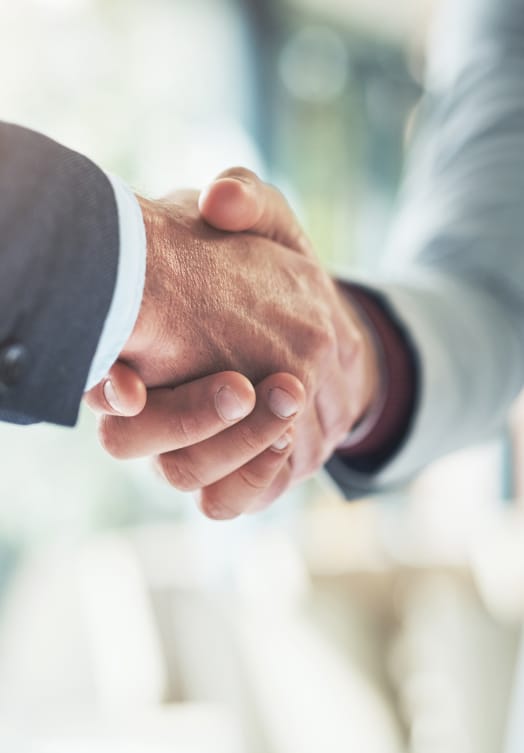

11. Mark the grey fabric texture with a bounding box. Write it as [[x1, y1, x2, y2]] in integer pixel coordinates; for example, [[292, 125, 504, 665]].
[[0, 123, 119, 426], [327, 0, 524, 497]]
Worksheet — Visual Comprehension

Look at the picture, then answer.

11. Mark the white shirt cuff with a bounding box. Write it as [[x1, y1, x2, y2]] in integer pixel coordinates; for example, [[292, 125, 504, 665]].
[[85, 173, 147, 391]]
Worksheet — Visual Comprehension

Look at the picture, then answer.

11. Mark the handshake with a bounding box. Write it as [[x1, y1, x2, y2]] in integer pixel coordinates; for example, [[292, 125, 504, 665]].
[[85, 169, 382, 519]]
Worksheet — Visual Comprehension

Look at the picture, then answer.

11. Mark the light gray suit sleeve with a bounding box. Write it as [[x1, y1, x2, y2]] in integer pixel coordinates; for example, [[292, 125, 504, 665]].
[[327, 0, 524, 493]]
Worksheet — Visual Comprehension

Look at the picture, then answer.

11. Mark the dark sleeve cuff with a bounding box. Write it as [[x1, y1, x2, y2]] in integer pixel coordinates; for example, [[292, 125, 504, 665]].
[[325, 282, 421, 498]]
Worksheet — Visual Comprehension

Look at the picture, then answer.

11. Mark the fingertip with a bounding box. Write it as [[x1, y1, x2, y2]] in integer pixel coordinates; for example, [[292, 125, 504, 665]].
[[85, 363, 147, 417], [263, 373, 306, 419], [210, 371, 256, 424], [270, 425, 295, 453], [284, 373, 307, 404], [198, 492, 241, 522], [247, 457, 294, 514], [199, 177, 262, 232], [102, 378, 124, 415], [222, 370, 257, 405], [117, 377, 147, 417], [108, 363, 147, 416]]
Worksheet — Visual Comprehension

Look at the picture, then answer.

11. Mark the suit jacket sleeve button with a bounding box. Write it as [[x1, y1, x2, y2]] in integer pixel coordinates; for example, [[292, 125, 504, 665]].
[[0, 343, 29, 386]]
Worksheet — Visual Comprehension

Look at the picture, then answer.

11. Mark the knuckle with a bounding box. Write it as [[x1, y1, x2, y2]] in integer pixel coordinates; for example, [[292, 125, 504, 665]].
[[238, 464, 274, 492], [200, 493, 239, 520], [302, 321, 337, 368], [168, 410, 200, 447], [310, 447, 325, 473], [309, 261, 330, 290], [344, 400, 359, 430], [329, 427, 349, 452], [338, 333, 362, 376], [317, 323, 338, 358], [271, 184, 291, 210], [258, 465, 293, 508], [330, 403, 355, 443], [236, 423, 262, 454], [159, 453, 204, 492], [297, 445, 324, 479], [348, 328, 364, 362], [222, 166, 256, 183], [292, 228, 312, 254], [332, 416, 353, 446], [98, 416, 126, 459], [278, 215, 306, 253]]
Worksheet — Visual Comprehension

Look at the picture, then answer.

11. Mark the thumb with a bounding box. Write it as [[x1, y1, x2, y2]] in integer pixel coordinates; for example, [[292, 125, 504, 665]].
[[198, 167, 313, 256], [84, 361, 147, 417]]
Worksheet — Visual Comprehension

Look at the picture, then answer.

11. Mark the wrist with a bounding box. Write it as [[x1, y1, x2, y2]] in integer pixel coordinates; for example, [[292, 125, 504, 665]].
[[337, 284, 388, 448], [123, 195, 167, 355], [86, 176, 147, 390], [335, 282, 419, 469], [342, 286, 383, 419]]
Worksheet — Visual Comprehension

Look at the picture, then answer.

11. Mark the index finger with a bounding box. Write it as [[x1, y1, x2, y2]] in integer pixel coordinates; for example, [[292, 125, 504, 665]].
[[98, 371, 256, 460]]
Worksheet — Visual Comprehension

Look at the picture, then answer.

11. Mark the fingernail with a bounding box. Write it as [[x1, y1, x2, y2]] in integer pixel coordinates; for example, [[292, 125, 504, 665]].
[[268, 388, 299, 419], [271, 431, 292, 451], [103, 379, 123, 414], [205, 504, 238, 521], [198, 184, 212, 210], [216, 386, 250, 422]]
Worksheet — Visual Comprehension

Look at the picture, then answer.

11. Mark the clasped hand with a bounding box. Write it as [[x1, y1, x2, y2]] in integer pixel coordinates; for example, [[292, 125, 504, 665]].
[[85, 169, 378, 519]]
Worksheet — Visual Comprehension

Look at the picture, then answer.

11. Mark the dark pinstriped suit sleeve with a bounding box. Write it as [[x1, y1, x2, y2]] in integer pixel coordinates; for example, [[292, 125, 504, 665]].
[[0, 123, 119, 426]]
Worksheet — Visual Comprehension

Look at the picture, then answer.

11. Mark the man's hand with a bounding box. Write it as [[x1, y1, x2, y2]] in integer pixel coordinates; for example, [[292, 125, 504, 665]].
[[87, 367, 305, 518], [127, 171, 379, 452], [86, 169, 381, 518]]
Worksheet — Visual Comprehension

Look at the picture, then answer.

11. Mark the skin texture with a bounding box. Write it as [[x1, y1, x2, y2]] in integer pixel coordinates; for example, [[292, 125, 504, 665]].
[[85, 169, 380, 519]]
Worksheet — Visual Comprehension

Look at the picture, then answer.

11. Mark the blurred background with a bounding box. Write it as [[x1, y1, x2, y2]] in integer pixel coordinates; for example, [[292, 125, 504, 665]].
[[1, 0, 524, 751]]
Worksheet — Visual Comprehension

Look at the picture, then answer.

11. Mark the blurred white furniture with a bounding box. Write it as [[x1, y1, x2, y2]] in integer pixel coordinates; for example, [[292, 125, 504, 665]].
[[0, 705, 242, 753]]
